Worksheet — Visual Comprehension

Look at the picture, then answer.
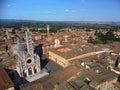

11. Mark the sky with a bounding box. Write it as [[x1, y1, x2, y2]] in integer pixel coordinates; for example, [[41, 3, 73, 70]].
[[0, 0, 120, 21]]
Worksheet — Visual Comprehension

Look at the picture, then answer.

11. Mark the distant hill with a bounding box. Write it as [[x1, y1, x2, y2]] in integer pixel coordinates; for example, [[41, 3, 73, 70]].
[[0, 19, 120, 25], [0, 19, 39, 23]]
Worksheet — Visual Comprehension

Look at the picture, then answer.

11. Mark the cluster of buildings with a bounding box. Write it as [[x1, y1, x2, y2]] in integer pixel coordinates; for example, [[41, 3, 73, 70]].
[[0, 26, 120, 90]]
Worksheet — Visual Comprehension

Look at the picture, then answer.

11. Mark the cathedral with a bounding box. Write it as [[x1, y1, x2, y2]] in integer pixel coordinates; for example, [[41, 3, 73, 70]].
[[13, 29, 46, 82]]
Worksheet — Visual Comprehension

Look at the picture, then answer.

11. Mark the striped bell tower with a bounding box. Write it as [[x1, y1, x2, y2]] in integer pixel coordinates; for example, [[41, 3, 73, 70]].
[[26, 28, 33, 56]]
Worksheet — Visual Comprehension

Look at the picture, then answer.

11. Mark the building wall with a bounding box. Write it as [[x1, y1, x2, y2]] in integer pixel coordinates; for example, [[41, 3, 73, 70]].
[[111, 68, 120, 74], [7, 87, 15, 90], [16, 54, 41, 79], [0, 68, 15, 90], [49, 51, 70, 68], [97, 78, 117, 90]]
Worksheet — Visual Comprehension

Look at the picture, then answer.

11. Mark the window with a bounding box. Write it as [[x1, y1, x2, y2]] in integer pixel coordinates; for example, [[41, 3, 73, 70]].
[[23, 70, 27, 77], [28, 68, 32, 75], [34, 67, 37, 73], [27, 59, 32, 64]]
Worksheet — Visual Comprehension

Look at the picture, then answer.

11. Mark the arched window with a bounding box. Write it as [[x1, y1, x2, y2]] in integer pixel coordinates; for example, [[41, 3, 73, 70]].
[[23, 70, 27, 77], [34, 67, 37, 73], [28, 68, 32, 75]]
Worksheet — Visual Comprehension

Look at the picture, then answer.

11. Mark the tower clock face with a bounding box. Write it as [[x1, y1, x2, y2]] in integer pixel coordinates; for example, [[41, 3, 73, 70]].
[[27, 59, 32, 64]]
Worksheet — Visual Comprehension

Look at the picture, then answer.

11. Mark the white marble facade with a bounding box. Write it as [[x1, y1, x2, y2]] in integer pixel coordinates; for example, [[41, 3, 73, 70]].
[[15, 29, 41, 79]]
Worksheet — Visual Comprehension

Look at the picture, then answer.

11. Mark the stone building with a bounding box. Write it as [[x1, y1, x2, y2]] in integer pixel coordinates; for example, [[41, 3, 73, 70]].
[[86, 64, 117, 90], [0, 68, 15, 90], [13, 29, 42, 82]]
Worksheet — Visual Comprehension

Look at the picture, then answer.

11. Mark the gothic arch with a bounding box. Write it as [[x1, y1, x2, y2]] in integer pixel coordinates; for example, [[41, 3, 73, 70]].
[[23, 70, 27, 77], [34, 66, 37, 73], [28, 68, 32, 75]]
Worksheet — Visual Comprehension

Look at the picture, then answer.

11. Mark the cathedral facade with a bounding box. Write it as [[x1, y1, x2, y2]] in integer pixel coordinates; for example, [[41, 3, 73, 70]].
[[13, 29, 41, 79]]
